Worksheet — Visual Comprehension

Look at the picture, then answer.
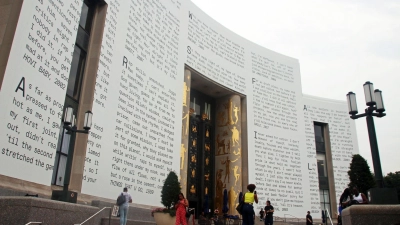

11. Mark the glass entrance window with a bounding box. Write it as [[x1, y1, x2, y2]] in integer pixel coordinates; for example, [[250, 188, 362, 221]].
[[190, 98, 201, 116]]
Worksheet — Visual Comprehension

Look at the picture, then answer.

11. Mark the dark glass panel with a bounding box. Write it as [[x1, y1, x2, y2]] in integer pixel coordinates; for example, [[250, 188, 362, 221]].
[[79, 2, 94, 33], [67, 45, 86, 100], [76, 26, 90, 52]]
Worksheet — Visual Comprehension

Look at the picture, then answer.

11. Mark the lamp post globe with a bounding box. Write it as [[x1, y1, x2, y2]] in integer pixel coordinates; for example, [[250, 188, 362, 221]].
[[363, 81, 376, 106], [346, 91, 358, 115], [374, 89, 385, 113]]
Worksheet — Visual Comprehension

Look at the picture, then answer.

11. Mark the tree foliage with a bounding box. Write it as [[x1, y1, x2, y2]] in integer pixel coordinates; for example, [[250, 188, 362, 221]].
[[347, 154, 376, 195], [384, 171, 400, 202], [161, 171, 181, 210]]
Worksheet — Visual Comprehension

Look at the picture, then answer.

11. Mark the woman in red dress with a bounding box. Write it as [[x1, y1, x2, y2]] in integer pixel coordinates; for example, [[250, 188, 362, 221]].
[[175, 192, 189, 225]]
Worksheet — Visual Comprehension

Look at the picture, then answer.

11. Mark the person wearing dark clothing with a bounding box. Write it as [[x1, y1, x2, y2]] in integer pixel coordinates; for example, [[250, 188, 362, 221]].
[[306, 211, 313, 225], [259, 208, 264, 221], [264, 201, 274, 225], [339, 188, 352, 208], [338, 188, 352, 225]]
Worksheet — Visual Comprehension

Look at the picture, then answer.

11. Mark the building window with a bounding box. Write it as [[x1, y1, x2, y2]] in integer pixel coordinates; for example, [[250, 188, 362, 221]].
[[314, 122, 332, 217], [66, 0, 95, 101], [316, 154, 327, 177], [67, 46, 87, 100], [52, 0, 97, 185], [314, 123, 325, 153], [320, 189, 331, 216], [52, 97, 78, 185]]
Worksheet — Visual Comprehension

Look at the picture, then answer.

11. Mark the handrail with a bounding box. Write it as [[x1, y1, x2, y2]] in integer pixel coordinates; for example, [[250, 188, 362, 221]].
[[25, 222, 42, 225], [284, 214, 300, 223], [74, 206, 111, 225], [188, 208, 195, 225], [325, 209, 334, 225]]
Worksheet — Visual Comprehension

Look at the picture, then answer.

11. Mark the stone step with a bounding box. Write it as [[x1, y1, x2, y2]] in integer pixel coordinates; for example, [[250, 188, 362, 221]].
[[101, 217, 156, 225]]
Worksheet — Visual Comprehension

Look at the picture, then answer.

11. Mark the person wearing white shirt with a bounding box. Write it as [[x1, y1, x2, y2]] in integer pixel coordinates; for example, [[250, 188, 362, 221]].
[[119, 187, 133, 225]]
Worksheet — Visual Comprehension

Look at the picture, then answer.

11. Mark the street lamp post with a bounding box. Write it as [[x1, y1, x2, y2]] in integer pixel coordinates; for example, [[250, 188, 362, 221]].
[[346, 82, 400, 205], [52, 107, 93, 203], [346, 81, 386, 188]]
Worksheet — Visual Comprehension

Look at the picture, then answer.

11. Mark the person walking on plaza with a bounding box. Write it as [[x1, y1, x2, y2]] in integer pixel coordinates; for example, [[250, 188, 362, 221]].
[[175, 192, 189, 225], [242, 184, 258, 225], [118, 187, 132, 225], [306, 211, 313, 225], [264, 201, 274, 225]]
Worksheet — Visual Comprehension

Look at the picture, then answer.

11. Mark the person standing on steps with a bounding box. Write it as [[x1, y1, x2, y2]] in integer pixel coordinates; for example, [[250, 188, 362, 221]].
[[242, 184, 258, 225], [119, 187, 132, 225], [264, 201, 274, 225], [175, 192, 189, 225], [306, 211, 313, 225]]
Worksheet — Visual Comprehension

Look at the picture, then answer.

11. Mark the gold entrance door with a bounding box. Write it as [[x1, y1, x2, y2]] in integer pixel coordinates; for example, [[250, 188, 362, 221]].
[[187, 115, 214, 216]]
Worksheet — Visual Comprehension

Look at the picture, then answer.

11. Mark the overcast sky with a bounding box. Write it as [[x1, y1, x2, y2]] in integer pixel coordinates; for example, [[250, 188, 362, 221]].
[[191, 0, 400, 175]]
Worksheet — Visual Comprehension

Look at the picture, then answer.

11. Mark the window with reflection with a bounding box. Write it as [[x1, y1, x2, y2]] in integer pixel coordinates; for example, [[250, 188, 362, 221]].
[[314, 123, 325, 152], [52, 98, 78, 185], [66, 0, 94, 101], [314, 122, 331, 217], [317, 154, 327, 177]]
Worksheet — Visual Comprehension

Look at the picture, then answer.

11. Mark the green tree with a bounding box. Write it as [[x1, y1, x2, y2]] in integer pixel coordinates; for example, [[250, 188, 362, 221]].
[[161, 171, 181, 210], [347, 154, 376, 195], [384, 171, 400, 202]]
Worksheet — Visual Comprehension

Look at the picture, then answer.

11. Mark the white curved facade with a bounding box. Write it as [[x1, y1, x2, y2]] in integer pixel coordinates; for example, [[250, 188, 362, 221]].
[[0, 0, 358, 218]]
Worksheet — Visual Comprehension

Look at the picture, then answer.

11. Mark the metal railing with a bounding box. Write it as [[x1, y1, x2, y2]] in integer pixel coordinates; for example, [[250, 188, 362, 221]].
[[188, 208, 195, 225], [284, 213, 300, 223], [74, 206, 112, 225], [25, 222, 42, 225], [325, 209, 334, 225]]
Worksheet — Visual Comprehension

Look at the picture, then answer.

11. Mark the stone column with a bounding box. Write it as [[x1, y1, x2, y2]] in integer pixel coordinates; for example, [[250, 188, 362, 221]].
[[215, 95, 242, 215], [69, 3, 108, 192], [179, 69, 191, 196], [324, 124, 338, 219]]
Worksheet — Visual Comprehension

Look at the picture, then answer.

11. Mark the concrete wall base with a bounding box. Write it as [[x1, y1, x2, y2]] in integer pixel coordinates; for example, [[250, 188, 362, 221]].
[[0, 197, 157, 225], [342, 205, 400, 225], [0, 197, 103, 225]]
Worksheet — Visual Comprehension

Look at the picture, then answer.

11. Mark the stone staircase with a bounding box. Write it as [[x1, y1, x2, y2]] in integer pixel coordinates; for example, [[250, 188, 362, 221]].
[[0, 195, 336, 225], [254, 217, 336, 225], [255, 219, 301, 225], [91, 200, 157, 225], [100, 217, 155, 225]]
